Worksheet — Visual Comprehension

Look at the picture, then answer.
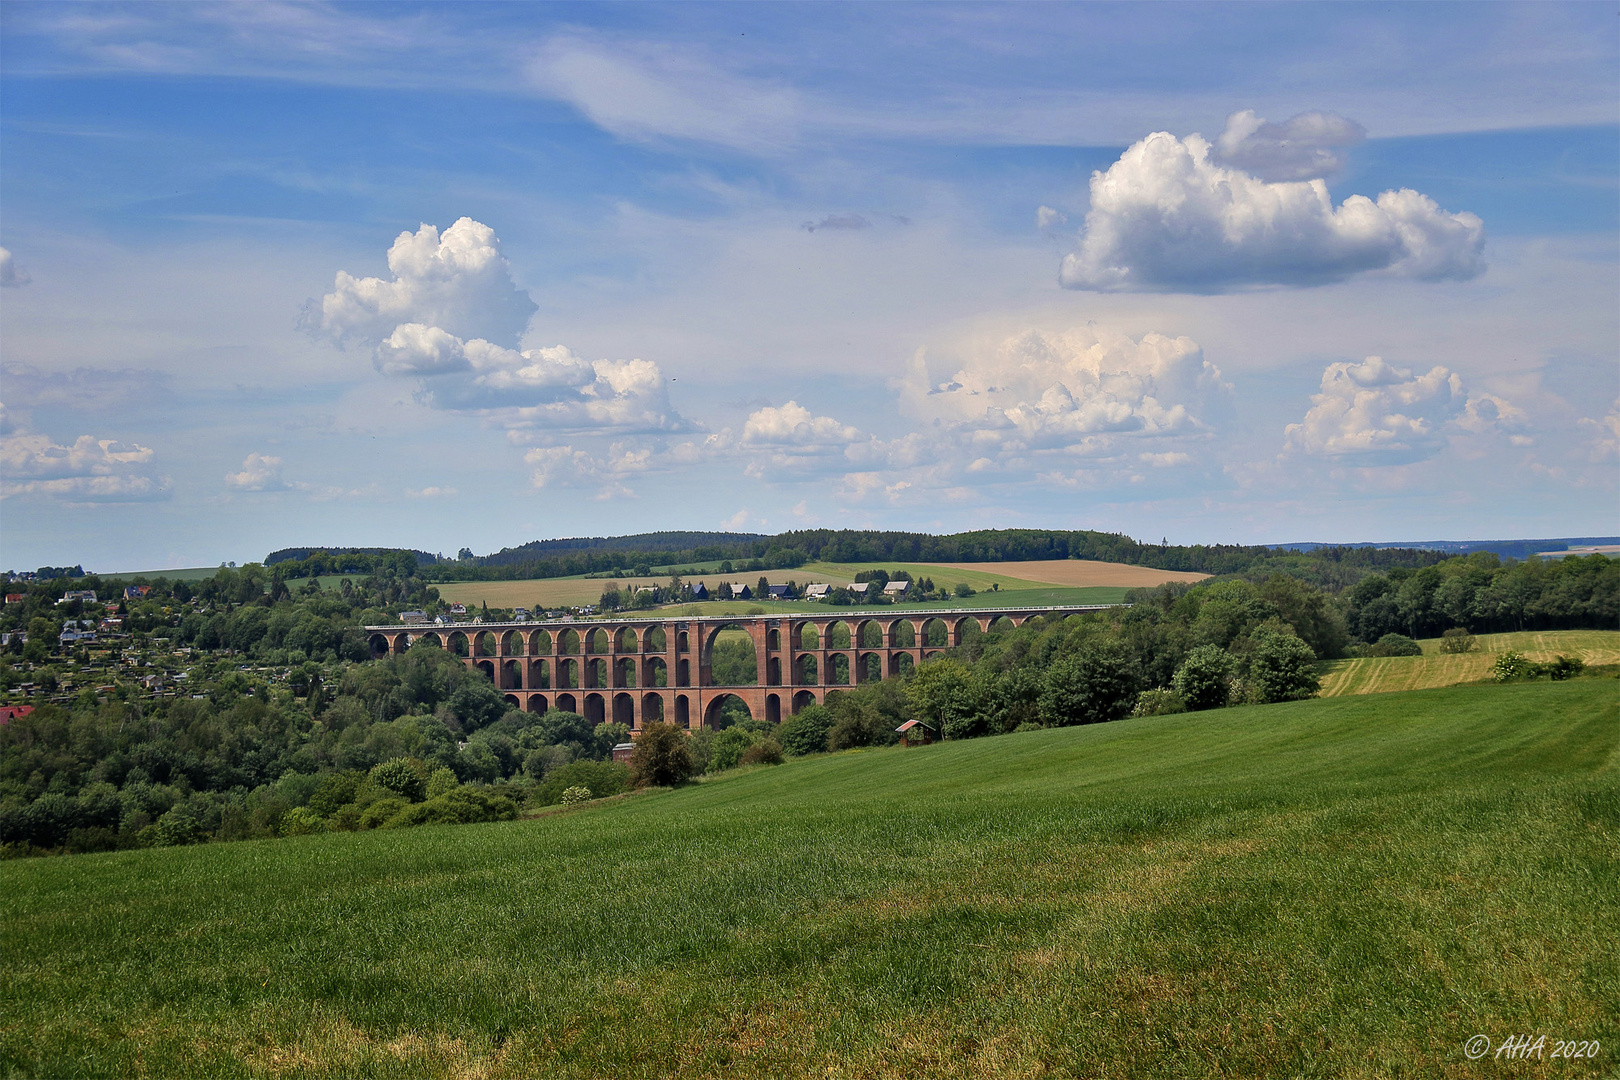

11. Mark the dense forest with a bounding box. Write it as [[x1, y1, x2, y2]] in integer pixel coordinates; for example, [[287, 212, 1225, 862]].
[[347, 527, 1468, 586], [1, 546, 1613, 857]]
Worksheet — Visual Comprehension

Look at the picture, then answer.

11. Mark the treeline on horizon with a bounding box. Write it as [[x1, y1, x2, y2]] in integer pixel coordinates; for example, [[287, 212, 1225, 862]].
[[261, 529, 1475, 589]]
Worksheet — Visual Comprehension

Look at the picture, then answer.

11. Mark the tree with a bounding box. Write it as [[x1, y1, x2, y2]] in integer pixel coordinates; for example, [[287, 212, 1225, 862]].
[[1438, 628, 1476, 654], [627, 722, 693, 788], [1039, 645, 1138, 726], [370, 758, 426, 801], [1247, 629, 1320, 703], [1172, 645, 1233, 711], [906, 659, 980, 739], [779, 704, 835, 756]]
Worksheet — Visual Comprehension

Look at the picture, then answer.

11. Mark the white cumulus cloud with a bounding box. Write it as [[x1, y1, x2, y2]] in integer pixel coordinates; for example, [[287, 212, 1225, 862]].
[[1284, 356, 1524, 464], [907, 328, 1228, 451], [1214, 109, 1366, 181], [311, 219, 692, 434], [306, 217, 536, 348], [1, 431, 168, 501], [225, 451, 290, 492], [1059, 129, 1485, 292]]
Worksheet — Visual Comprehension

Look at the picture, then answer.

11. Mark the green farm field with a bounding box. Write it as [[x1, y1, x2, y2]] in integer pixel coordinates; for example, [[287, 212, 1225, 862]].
[[3, 679, 1615, 1078], [93, 567, 224, 582], [1318, 629, 1620, 697], [425, 557, 1171, 614]]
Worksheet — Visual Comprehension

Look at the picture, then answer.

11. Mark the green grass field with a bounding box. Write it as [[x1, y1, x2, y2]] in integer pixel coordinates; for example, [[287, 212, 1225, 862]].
[[92, 567, 223, 582], [425, 559, 1163, 614], [1319, 629, 1620, 697], [3, 679, 1615, 1077]]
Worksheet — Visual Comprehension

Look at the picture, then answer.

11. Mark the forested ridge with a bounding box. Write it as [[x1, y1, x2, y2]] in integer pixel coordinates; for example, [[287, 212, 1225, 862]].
[[369, 527, 1465, 585], [1, 546, 1613, 858]]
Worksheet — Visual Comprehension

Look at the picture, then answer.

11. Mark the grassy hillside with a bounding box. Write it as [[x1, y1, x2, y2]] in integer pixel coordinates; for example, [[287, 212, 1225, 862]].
[[1319, 629, 1620, 696], [425, 558, 1163, 614], [3, 678, 1614, 1078]]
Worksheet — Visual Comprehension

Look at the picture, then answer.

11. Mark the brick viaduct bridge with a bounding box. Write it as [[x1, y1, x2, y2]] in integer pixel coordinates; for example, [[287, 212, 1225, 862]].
[[366, 606, 1114, 731]]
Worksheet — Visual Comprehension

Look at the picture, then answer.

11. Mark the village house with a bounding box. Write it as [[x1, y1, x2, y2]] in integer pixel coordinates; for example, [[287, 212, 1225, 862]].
[[803, 583, 830, 600], [883, 580, 910, 597], [689, 582, 709, 600]]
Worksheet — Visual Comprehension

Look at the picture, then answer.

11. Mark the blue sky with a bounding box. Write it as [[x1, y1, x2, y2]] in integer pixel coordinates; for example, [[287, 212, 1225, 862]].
[[1, 2, 1615, 570]]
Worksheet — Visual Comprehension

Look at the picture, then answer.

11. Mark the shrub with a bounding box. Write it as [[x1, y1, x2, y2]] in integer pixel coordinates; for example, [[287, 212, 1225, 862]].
[[1439, 628, 1476, 653], [560, 786, 592, 807], [536, 760, 630, 805], [424, 766, 459, 800], [142, 807, 208, 847], [309, 770, 365, 817], [1248, 629, 1321, 703], [1133, 688, 1187, 717], [1370, 633, 1422, 657], [953, 581, 976, 598], [358, 796, 408, 829], [1542, 655, 1585, 681], [383, 787, 518, 828], [706, 727, 755, 773], [279, 806, 327, 836], [1039, 646, 1138, 726], [629, 722, 696, 787], [1171, 645, 1233, 711], [1492, 651, 1534, 682], [779, 705, 835, 756], [739, 739, 784, 767], [369, 758, 426, 802]]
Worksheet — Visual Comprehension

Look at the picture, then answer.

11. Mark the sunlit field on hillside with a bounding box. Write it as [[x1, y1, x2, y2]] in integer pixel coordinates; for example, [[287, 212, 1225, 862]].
[[1318, 629, 1620, 696], [3, 678, 1614, 1078]]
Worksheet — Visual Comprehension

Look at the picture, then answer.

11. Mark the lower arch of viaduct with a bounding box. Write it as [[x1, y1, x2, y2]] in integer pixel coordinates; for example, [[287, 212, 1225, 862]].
[[364, 606, 1112, 731]]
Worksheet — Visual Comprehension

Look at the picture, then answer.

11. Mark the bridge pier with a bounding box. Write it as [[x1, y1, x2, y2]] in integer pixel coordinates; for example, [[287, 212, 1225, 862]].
[[365, 604, 1112, 731]]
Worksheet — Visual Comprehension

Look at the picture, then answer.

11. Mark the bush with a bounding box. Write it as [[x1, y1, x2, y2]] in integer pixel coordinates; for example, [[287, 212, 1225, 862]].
[[706, 727, 755, 773], [953, 581, 976, 598], [1248, 629, 1321, 703], [629, 722, 695, 787], [779, 705, 834, 756], [1439, 628, 1476, 653], [1370, 633, 1422, 657], [424, 766, 459, 800], [536, 760, 630, 805], [279, 806, 327, 836], [358, 796, 409, 829], [142, 807, 208, 847], [369, 758, 426, 802], [1133, 688, 1187, 717], [1171, 645, 1233, 711], [1039, 646, 1138, 726], [1542, 655, 1585, 681], [382, 787, 518, 828], [309, 770, 365, 817], [1492, 651, 1534, 682], [739, 739, 784, 767], [560, 785, 592, 806]]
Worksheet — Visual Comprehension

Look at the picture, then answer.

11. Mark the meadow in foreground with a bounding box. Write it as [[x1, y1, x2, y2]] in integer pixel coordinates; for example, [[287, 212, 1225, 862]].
[[1, 678, 1614, 1078]]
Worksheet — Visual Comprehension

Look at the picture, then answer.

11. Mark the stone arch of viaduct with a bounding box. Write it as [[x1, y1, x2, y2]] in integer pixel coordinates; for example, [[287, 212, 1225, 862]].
[[364, 606, 1113, 731]]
